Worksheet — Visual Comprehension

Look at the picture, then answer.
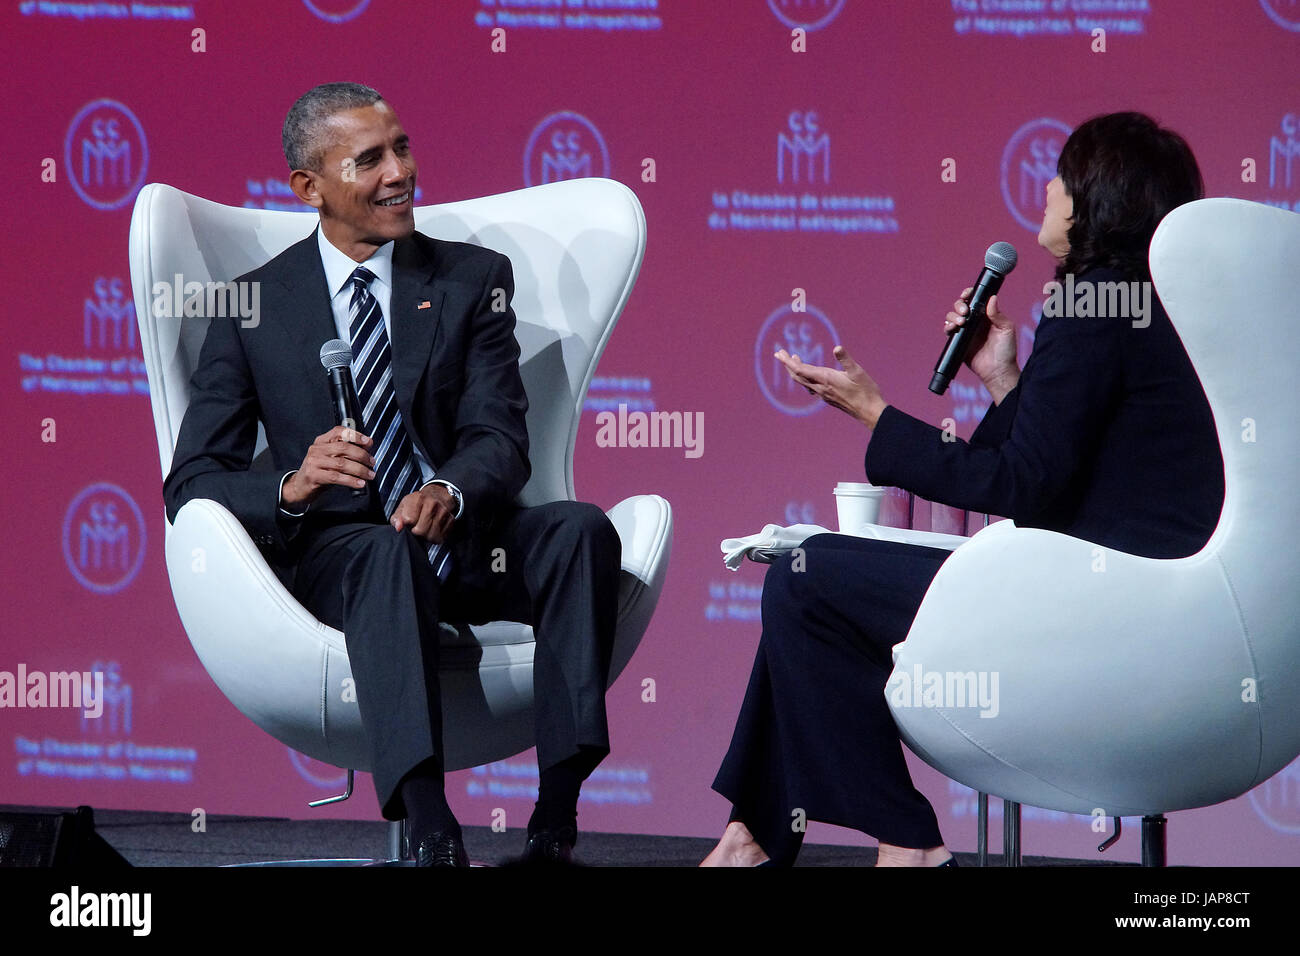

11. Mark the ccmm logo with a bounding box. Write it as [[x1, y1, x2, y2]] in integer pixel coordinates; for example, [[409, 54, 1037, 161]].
[[301, 0, 370, 22], [778, 111, 830, 185], [64, 100, 148, 211], [85, 277, 136, 350], [61, 483, 146, 594], [524, 112, 611, 186], [1259, 0, 1300, 31], [768, 0, 845, 32], [754, 302, 841, 416], [1000, 118, 1071, 233], [1269, 113, 1300, 191], [288, 748, 350, 790], [1249, 756, 1300, 834]]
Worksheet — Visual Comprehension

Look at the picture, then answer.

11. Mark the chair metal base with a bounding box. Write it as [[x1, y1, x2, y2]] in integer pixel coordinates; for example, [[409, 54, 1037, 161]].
[[977, 794, 1169, 867], [303, 769, 415, 863], [307, 768, 356, 808], [975, 793, 1021, 866], [1141, 814, 1167, 867]]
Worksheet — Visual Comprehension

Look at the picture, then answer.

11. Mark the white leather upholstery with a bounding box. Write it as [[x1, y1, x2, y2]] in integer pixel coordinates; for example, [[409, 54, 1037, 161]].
[[130, 178, 673, 772], [888, 199, 1300, 817]]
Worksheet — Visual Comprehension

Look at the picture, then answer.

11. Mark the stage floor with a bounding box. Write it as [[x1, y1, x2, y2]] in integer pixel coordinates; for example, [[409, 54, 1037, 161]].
[[86, 808, 1131, 867]]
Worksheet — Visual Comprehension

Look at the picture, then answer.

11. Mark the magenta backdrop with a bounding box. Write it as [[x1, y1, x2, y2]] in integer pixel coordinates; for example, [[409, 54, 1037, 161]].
[[3, 1, 1298, 865]]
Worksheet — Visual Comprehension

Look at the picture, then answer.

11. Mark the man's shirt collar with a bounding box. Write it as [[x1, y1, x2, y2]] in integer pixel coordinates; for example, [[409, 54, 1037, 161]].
[[317, 228, 395, 301]]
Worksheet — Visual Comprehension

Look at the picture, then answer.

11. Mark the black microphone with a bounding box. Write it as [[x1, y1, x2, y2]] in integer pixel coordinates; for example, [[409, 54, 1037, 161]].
[[320, 339, 367, 499], [928, 241, 1018, 395], [320, 339, 364, 430]]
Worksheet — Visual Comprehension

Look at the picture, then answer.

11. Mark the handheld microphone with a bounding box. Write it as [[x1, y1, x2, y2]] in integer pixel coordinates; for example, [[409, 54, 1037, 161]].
[[320, 339, 363, 430], [928, 242, 1018, 395], [321, 339, 367, 499]]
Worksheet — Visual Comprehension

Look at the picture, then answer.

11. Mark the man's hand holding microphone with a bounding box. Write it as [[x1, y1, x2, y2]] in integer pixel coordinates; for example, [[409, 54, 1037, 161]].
[[279, 426, 456, 544]]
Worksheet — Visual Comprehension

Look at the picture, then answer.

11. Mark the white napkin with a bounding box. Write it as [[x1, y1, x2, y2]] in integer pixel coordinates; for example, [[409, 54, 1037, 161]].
[[720, 522, 970, 570]]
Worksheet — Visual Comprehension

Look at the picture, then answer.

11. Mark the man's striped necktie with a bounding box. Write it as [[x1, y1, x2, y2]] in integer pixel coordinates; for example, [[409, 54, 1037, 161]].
[[347, 265, 451, 580]]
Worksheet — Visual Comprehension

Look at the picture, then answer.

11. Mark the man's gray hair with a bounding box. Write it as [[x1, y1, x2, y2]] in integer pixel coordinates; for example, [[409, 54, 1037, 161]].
[[283, 82, 384, 172]]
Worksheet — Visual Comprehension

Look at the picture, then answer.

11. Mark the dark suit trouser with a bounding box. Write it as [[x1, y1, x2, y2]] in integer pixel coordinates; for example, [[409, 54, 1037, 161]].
[[290, 500, 621, 821], [712, 533, 953, 864]]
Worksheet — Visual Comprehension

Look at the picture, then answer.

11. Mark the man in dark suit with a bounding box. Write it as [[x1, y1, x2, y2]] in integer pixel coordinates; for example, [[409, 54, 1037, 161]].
[[164, 82, 621, 866]]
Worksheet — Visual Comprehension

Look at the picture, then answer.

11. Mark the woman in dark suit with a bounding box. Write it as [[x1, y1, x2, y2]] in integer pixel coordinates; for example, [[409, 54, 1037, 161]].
[[701, 112, 1225, 867]]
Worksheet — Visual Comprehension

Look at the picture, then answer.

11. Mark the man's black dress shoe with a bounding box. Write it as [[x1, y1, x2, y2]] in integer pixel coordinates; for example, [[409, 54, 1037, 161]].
[[520, 826, 577, 865], [415, 830, 470, 867]]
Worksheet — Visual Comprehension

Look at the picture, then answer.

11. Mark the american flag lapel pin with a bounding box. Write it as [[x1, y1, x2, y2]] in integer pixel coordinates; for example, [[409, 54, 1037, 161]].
[[418, 300, 432, 310]]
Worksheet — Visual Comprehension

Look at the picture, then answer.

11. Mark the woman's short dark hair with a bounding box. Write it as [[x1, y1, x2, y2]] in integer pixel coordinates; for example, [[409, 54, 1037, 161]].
[[1056, 112, 1203, 282]]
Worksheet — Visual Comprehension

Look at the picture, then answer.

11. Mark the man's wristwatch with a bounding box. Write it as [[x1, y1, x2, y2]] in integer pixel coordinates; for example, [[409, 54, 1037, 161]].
[[431, 481, 462, 520]]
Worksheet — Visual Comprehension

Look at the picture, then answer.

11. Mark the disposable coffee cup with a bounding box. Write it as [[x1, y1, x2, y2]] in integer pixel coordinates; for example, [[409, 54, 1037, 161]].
[[833, 482, 885, 532]]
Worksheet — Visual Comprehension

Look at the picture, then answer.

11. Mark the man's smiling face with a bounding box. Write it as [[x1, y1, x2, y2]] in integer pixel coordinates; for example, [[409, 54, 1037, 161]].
[[294, 101, 417, 261]]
